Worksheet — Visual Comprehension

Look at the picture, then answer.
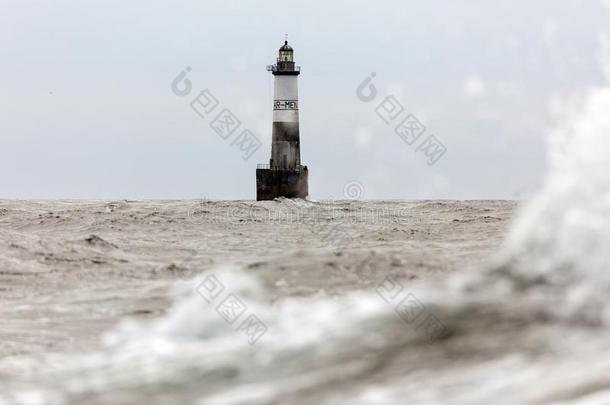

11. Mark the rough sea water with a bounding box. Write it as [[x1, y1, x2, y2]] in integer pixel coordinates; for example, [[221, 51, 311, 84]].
[[2, 73, 610, 405], [0, 198, 515, 405]]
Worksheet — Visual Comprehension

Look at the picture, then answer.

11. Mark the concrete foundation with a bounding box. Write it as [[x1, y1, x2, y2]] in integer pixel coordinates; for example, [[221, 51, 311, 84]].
[[256, 167, 309, 201]]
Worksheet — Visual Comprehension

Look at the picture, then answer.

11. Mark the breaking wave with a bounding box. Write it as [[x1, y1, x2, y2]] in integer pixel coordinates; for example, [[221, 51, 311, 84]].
[[493, 77, 610, 324]]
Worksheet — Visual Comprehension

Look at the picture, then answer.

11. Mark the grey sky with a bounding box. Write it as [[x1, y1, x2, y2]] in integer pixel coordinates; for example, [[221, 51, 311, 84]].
[[1, 0, 609, 199]]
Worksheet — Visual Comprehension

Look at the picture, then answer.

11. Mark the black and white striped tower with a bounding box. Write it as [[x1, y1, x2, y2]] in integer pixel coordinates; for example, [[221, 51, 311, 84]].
[[256, 39, 309, 200]]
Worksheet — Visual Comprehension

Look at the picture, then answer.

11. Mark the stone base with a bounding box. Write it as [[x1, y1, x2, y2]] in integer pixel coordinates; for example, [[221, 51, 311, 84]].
[[256, 167, 309, 201]]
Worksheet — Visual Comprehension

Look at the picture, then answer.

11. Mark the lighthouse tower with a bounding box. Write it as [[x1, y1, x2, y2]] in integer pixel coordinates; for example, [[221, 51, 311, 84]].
[[256, 39, 309, 200]]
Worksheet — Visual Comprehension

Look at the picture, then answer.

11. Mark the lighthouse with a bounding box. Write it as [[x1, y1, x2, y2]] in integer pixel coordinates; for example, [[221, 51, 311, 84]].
[[256, 39, 309, 200]]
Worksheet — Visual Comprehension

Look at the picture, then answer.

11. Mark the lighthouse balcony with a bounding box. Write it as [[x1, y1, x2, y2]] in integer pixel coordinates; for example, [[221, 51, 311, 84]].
[[257, 163, 308, 172], [266, 64, 301, 75]]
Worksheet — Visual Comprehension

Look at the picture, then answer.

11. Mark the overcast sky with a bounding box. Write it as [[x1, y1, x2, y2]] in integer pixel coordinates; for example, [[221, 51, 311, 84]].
[[1, 0, 609, 199]]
